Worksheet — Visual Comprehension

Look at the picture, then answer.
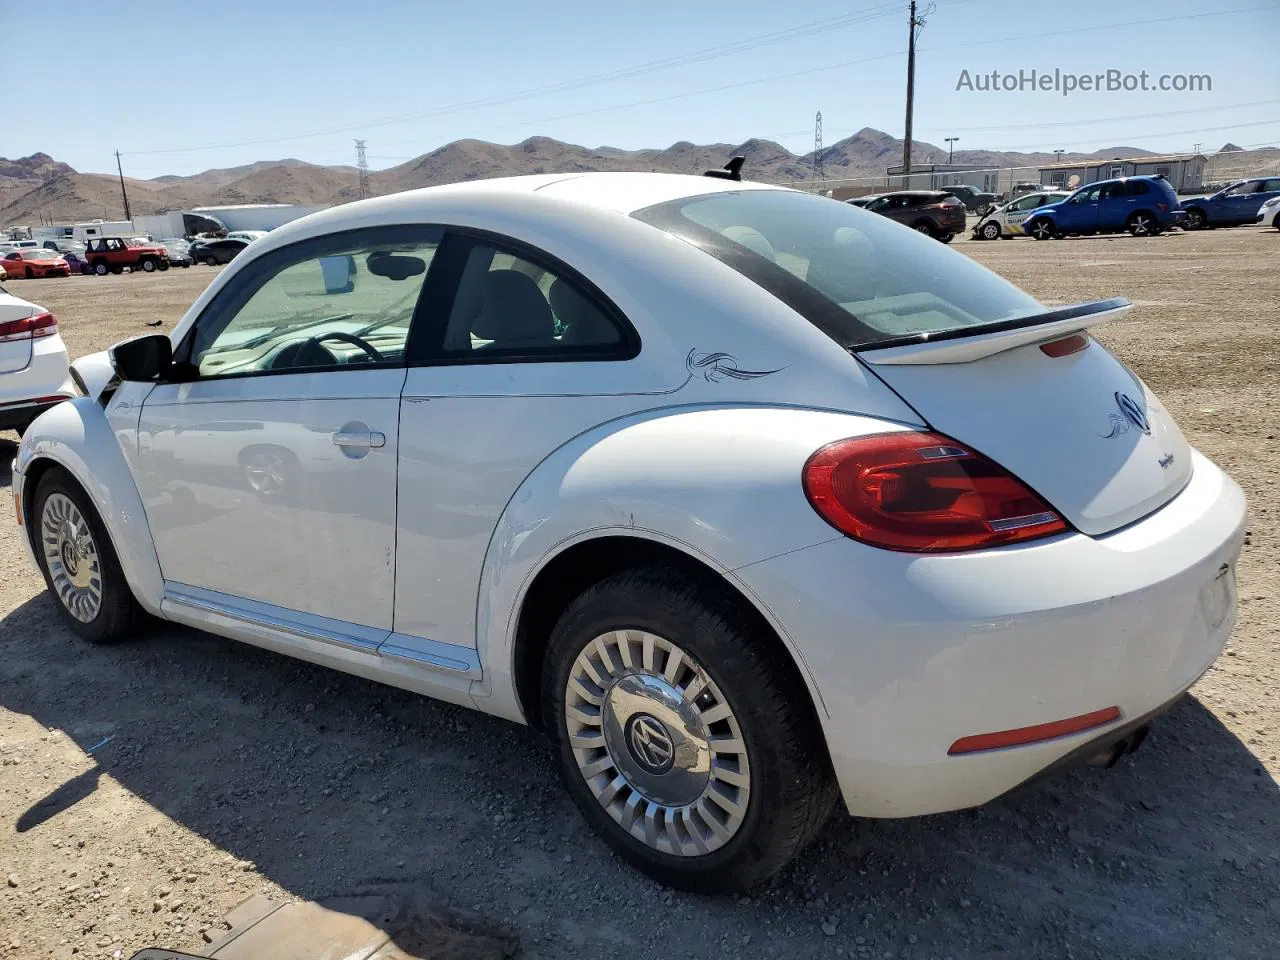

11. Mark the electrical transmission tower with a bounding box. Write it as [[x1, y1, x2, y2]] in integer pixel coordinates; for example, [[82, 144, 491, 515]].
[[355, 140, 370, 200], [813, 111, 825, 182]]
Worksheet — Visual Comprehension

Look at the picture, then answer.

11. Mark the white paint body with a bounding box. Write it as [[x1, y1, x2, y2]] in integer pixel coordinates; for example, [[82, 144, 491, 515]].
[[11, 173, 1246, 818], [974, 191, 1072, 238], [0, 291, 74, 428]]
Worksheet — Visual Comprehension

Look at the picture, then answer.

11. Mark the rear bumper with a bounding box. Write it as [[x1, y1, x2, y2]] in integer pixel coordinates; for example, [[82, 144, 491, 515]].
[[0, 335, 73, 429], [734, 449, 1245, 818]]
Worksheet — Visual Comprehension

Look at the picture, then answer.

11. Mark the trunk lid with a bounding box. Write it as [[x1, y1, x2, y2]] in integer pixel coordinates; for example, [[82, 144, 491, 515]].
[[0, 294, 35, 374], [860, 307, 1192, 536]]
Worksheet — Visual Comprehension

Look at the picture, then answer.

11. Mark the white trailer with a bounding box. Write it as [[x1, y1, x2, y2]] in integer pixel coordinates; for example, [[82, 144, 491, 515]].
[[70, 220, 137, 243]]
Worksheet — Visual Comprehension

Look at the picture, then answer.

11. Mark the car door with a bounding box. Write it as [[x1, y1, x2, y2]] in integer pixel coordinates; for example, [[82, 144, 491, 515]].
[[132, 225, 441, 632], [1057, 186, 1099, 232], [390, 230, 667, 658], [1005, 193, 1045, 233], [1096, 181, 1132, 229]]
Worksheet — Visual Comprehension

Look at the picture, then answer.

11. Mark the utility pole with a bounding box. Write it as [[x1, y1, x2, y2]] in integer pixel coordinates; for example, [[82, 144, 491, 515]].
[[115, 150, 132, 222], [902, 0, 920, 177], [813, 111, 825, 183], [1054, 149, 1065, 162], [945, 137, 959, 164], [355, 140, 370, 200]]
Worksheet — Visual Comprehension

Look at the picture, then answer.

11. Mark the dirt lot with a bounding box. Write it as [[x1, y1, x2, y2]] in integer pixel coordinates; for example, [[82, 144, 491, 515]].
[[2, 227, 1278, 960]]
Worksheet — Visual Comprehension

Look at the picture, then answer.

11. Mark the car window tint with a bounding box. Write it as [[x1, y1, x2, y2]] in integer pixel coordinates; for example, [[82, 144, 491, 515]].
[[439, 243, 623, 358], [192, 237, 438, 378], [1264, 179, 1280, 191], [1129, 181, 1149, 195]]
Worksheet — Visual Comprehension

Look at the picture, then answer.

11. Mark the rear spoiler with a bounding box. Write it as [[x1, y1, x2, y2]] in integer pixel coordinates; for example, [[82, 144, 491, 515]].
[[859, 298, 1131, 365]]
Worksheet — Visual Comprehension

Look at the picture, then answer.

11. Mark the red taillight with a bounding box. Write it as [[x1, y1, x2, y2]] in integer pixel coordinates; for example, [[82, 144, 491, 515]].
[[802, 432, 1068, 552], [0, 311, 56, 343], [1039, 334, 1089, 357], [948, 706, 1121, 755]]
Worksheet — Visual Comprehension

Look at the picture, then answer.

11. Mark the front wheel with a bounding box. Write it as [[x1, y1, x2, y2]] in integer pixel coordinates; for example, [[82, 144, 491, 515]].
[[141, 258, 157, 272], [1183, 208, 1206, 230], [543, 567, 836, 893], [937, 232, 955, 243], [31, 468, 145, 644], [1029, 218, 1057, 241], [25, 268, 34, 279], [156, 260, 170, 272], [1127, 212, 1158, 237], [980, 220, 1002, 241]]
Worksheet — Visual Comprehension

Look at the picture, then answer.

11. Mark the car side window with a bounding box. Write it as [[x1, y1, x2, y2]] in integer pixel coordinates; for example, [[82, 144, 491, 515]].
[[1128, 181, 1149, 196], [1264, 179, 1280, 191], [437, 241, 628, 360], [187, 227, 440, 379]]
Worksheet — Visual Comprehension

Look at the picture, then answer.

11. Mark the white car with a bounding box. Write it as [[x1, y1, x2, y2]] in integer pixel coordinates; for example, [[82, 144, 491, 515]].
[[0, 289, 73, 435], [11, 172, 1246, 892], [226, 230, 269, 243], [1256, 194, 1280, 230], [973, 190, 1071, 240]]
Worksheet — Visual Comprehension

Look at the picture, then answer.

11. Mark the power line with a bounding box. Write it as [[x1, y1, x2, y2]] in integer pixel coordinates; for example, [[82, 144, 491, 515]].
[[122, 4, 906, 157]]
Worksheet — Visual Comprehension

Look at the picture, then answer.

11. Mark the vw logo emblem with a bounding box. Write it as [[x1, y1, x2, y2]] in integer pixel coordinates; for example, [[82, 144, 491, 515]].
[[625, 714, 676, 775], [1115, 392, 1151, 435]]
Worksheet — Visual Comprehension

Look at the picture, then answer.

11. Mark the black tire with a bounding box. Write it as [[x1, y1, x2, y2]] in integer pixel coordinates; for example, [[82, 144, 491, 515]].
[[1183, 207, 1207, 230], [203, 256, 216, 266], [980, 220, 1002, 241], [109, 266, 123, 275], [1028, 218, 1057, 241], [140, 257, 157, 272], [937, 232, 954, 244], [156, 259, 170, 272], [911, 220, 936, 239], [31, 468, 145, 644], [93, 260, 109, 276], [542, 566, 837, 893], [1127, 211, 1159, 237], [25, 268, 34, 279]]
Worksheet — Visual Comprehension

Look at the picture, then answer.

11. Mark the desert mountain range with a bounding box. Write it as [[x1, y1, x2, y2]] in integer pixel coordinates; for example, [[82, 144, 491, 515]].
[[3, 129, 1277, 225]]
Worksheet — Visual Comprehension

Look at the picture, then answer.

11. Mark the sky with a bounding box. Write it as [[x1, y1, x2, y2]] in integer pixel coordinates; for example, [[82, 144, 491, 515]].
[[5, 0, 1278, 180]]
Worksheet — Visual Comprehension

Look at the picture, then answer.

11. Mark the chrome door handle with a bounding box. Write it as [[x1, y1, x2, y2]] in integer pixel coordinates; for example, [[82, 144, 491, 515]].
[[332, 430, 386, 449]]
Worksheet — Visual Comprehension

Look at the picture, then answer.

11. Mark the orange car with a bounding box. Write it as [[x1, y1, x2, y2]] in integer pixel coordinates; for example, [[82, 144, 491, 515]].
[[1, 249, 72, 279]]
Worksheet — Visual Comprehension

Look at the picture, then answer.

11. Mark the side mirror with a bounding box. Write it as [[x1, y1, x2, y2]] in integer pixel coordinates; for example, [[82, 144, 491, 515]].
[[110, 334, 172, 382]]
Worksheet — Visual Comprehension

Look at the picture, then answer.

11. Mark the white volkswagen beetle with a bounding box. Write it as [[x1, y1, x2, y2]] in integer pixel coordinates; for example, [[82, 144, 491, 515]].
[[12, 171, 1245, 892]]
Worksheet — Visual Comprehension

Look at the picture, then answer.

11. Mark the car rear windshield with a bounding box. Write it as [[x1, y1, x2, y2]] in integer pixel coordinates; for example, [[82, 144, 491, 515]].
[[633, 189, 1044, 349]]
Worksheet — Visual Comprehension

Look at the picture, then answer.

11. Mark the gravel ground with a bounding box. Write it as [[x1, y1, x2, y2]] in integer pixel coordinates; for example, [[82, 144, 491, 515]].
[[2, 226, 1278, 960]]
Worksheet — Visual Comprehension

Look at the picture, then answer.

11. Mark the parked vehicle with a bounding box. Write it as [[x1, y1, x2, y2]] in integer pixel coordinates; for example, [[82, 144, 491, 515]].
[[2, 249, 73, 278], [60, 252, 94, 275], [0, 264, 6, 282], [972, 190, 1071, 240], [942, 184, 999, 215], [43, 239, 87, 255], [1256, 194, 1280, 230], [84, 237, 171, 275], [844, 196, 876, 208], [13, 174, 1247, 891], [190, 237, 249, 265], [1181, 177, 1280, 230], [1009, 181, 1050, 199], [1023, 176, 1185, 240], [226, 230, 268, 243], [158, 237, 191, 253], [160, 244, 193, 268], [861, 190, 967, 241], [0, 289, 72, 434], [0, 239, 40, 252]]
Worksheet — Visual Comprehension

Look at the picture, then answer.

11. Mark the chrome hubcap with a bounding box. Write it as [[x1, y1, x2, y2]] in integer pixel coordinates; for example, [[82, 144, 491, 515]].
[[41, 493, 102, 622], [565, 630, 751, 857]]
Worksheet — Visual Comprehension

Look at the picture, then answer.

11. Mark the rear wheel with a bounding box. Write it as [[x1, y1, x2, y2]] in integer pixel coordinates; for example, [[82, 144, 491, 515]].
[[31, 469, 144, 644], [543, 567, 836, 893], [980, 220, 1002, 241], [203, 256, 216, 266], [1029, 218, 1057, 241], [911, 220, 936, 239], [1127, 212, 1158, 237], [1183, 207, 1207, 230]]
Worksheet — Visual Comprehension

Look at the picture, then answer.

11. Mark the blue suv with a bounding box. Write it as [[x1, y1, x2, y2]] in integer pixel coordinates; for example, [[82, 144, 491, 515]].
[[1180, 177, 1280, 230], [1024, 176, 1185, 240]]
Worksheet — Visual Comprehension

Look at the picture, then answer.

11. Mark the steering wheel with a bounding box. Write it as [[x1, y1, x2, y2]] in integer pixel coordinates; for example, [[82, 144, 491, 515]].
[[291, 331, 384, 368]]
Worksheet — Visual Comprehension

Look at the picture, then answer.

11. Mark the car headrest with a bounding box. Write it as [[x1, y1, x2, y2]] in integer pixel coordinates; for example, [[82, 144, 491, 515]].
[[549, 278, 618, 345], [471, 270, 555, 342]]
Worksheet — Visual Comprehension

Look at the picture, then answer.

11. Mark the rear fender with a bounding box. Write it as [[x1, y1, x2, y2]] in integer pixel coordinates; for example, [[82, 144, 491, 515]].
[[471, 404, 914, 724], [14, 394, 163, 614]]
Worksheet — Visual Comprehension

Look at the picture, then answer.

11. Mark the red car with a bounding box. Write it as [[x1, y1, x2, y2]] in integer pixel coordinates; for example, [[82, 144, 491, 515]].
[[1, 249, 72, 278]]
